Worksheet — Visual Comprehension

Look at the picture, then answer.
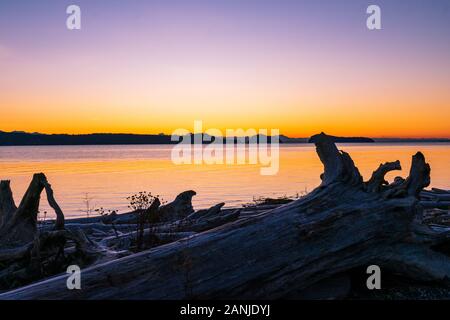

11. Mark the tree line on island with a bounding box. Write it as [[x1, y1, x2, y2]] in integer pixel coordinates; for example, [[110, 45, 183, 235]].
[[2, 130, 448, 146], [0, 130, 378, 146]]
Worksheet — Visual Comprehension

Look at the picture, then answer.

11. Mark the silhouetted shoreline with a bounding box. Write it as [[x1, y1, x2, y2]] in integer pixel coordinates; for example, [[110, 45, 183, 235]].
[[1, 130, 449, 146], [0, 131, 379, 146]]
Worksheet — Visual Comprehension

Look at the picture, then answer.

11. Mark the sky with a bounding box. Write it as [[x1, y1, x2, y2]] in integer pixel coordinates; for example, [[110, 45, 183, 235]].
[[0, 0, 449, 138]]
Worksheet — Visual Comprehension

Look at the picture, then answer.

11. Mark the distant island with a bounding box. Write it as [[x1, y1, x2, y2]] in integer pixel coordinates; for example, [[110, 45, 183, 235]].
[[308, 133, 374, 144], [0, 130, 448, 146], [0, 130, 372, 146]]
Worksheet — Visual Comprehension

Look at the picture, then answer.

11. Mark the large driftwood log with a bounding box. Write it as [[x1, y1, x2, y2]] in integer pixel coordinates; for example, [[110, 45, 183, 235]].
[[0, 173, 50, 247], [0, 174, 67, 240], [0, 181, 17, 228], [0, 175, 118, 289], [157, 190, 196, 222], [43, 180, 65, 230], [2, 132, 449, 300], [0, 173, 240, 292]]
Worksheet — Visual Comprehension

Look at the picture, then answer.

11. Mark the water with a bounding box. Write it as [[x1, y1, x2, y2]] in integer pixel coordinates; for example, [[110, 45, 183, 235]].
[[0, 143, 449, 218]]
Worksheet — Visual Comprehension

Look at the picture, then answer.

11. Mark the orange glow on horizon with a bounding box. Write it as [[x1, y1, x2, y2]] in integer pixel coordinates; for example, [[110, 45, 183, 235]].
[[1, 1, 450, 140]]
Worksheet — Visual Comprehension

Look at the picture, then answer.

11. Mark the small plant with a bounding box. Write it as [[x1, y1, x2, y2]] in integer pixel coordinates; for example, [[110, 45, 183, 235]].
[[126, 191, 163, 251], [126, 191, 158, 212], [82, 193, 95, 217]]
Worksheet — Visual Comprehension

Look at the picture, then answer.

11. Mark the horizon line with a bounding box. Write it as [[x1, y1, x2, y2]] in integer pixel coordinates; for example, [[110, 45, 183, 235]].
[[2, 129, 450, 141]]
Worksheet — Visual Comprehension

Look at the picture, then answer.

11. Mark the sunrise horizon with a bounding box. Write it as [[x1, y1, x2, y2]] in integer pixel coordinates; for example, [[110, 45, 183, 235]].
[[2, 126, 450, 140]]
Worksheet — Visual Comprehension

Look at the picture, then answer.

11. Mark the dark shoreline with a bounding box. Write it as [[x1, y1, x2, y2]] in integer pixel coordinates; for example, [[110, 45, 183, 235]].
[[2, 130, 449, 146]]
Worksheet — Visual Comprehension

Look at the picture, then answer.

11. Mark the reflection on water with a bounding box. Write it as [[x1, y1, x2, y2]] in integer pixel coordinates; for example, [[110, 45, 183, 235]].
[[0, 143, 449, 218]]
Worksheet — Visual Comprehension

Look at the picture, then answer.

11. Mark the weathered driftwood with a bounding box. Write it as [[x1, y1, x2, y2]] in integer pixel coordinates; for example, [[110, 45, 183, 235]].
[[0, 173, 66, 248], [43, 180, 65, 230], [365, 160, 401, 193], [100, 231, 196, 250], [39, 222, 136, 235], [0, 172, 240, 292], [420, 202, 450, 210], [432, 188, 450, 194], [0, 174, 122, 290], [2, 132, 449, 300], [186, 202, 225, 220], [0, 181, 17, 228], [157, 191, 196, 222], [421, 193, 450, 201], [146, 209, 240, 234]]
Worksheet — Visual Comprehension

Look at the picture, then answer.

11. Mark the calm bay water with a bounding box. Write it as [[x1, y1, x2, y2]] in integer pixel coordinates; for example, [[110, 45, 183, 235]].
[[0, 143, 449, 218]]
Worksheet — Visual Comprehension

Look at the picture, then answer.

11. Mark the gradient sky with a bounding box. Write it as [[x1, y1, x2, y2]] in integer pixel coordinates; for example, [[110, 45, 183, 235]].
[[1, 0, 449, 138]]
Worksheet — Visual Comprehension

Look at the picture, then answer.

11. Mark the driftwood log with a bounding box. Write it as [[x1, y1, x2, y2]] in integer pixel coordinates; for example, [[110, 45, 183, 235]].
[[1, 132, 449, 299], [0, 174, 116, 289], [0, 172, 239, 292]]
